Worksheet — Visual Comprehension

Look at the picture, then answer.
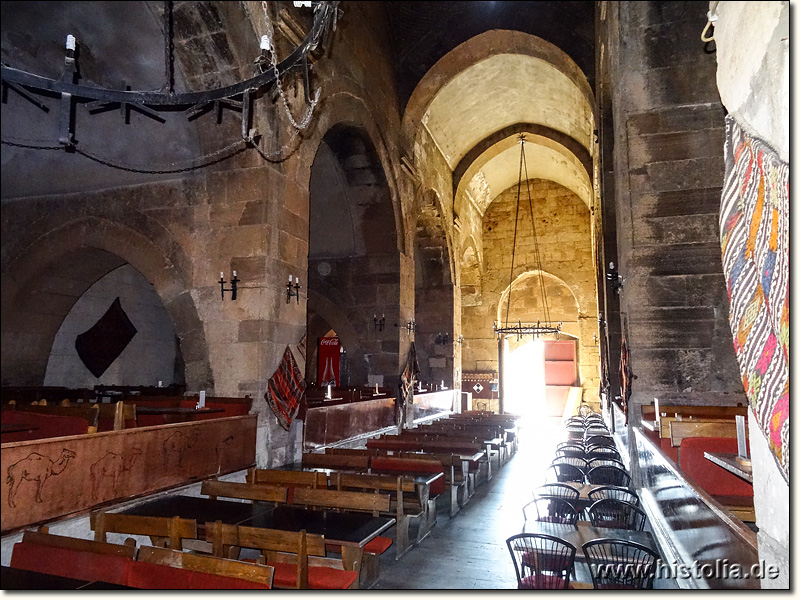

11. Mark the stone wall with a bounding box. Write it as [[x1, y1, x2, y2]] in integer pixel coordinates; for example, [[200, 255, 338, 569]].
[[462, 179, 599, 399]]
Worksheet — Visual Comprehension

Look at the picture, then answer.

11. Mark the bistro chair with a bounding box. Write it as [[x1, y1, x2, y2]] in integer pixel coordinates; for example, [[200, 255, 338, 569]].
[[551, 456, 590, 472], [585, 435, 615, 448], [557, 441, 585, 451], [586, 445, 622, 461], [547, 463, 586, 484], [555, 446, 587, 459], [506, 533, 577, 589], [588, 485, 640, 507], [588, 499, 647, 531], [583, 539, 659, 589], [533, 483, 580, 503], [587, 466, 632, 488], [587, 457, 626, 471], [523, 498, 580, 525]]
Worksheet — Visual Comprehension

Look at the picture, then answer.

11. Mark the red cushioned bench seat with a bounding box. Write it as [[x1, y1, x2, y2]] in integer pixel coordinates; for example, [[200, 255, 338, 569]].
[[10, 540, 133, 586], [126, 560, 271, 589], [269, 562, 358, 589]]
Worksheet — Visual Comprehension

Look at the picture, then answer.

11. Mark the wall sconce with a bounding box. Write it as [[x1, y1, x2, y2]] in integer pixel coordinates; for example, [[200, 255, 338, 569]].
[[286, 275, 301, 304], [219, 271, 239, 300], [373, 314, 385, 332], [607, 262, 624, 294], [435, 332, 449, 345], [454, 335, 465, 346], [406, 320, 416, 334]]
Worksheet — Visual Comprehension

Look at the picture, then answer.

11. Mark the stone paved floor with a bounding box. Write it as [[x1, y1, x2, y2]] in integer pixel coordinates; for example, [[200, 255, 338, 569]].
[[372, 416, 563, 590]]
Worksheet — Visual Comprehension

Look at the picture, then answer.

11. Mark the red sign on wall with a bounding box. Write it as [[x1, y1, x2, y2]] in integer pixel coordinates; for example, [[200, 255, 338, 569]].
[[318, 337, 340, 387]]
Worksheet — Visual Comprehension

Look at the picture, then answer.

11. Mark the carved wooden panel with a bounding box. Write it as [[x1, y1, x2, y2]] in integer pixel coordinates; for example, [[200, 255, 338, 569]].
[[1, 415, 256, 533]]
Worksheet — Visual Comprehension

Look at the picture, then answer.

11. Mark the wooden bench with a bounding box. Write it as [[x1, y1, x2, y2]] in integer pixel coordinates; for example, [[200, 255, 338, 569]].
[[246, 468, 324, 489], [200, 479, 289, 504], [10, 530, 136, 587], [395, 451, 470, 516], [137, 545, 274, 589], [94, 401, 137, 431], [302, 452, 370, 472], [91, 512, 198, 550], [205, 521, 358, 589]]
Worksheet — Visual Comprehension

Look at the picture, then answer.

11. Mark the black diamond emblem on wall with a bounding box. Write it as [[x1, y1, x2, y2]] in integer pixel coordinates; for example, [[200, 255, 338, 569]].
[[75, 297, 137, 378]]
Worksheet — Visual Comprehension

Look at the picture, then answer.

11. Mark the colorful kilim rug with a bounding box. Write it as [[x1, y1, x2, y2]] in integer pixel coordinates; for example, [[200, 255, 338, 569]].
[[265, 346, 307, 431], [720, 116, 789, 482]]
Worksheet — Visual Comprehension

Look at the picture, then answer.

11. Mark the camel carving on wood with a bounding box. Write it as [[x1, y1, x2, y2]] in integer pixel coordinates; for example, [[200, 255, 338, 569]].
[[6, 448, 77, 508], [89, 447, 143, 501], [162, 429, 200, 468]]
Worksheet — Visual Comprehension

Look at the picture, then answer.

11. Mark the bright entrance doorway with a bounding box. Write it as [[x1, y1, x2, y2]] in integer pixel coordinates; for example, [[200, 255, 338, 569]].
[[503, 338, 546, 427]]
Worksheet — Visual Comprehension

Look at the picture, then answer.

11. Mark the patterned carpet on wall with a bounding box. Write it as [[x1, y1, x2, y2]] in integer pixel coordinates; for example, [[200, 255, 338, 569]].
[[720, 115, 789, 482]]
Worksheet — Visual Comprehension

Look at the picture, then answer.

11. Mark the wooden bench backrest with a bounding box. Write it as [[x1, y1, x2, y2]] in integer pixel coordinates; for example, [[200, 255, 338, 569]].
[[669, 420, 741, 447], [93, 401, 137, 430], [247, 469, 323, 488], [654, 403, 747, 437], [330, 472, 415, 494], [21, 530, 137, 558], [291, 487, 391, 515], [395, 451, 462, 467], [201, 479, 288, 503], [91, 513, 197, 550], [137, 545, 274, 588], [325, 447, 377, 457], [13, 404, 99, 432], [302, 452, 370, 470]]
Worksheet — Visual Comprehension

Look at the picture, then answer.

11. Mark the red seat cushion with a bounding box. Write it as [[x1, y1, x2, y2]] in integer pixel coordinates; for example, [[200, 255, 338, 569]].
[[126, 561, 270, 589], [520, 575, 573, 589], [370, 457, 445, 496], [1, 411, 89, 442], [269, 562, 357, 589], [364, 536, 392, 555], [680, 437, 753, 497], [659, 438, 679, 463], [10, 541, 132, 586]]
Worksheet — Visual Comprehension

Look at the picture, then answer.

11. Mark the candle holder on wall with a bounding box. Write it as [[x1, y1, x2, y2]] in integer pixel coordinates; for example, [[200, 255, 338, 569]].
[[220, 271, 239, 300], [435, 332, 449, 345], [373, 314, 385, 332], [286, 275, 301, 304]]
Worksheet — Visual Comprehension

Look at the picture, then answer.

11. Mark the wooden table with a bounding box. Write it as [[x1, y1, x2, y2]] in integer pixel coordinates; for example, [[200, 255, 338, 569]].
[[118, 494, 273, 527], [243, 505, 395, 573], [704, 452, 753, 483], [1, 566, 132, 590], [521, 521, 658, 560], [135, 406, 225, 424]]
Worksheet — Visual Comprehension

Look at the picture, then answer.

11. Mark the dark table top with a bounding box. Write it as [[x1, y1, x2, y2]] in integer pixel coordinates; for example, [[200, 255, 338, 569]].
[[521, 521, 658, 559], [243, 505, 395, 548], [704, 452, 753, 483], [1, 566, 132, 590], [119, 494, 273, 525]]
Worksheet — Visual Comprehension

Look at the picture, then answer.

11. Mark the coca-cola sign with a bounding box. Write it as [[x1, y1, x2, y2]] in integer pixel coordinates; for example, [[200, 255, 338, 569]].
[[318, 337, 341, 386], [320, 338, 340, 346]]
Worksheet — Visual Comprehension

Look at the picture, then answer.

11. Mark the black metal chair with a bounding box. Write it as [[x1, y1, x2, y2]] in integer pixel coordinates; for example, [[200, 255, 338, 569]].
[[588, 485, 640, 506], [533, 482, 581, 502], [587, 465, 632, 488], [557, 441, 585, 451], [507, 533, 577, 589], [587, 457, 626, 470], [551, 456, 590, 472], [523, 498, 580, 524], [585, 434, 615, 447], [583, 538, 659, 589], [547, 463, 586, 484], [586, 445, 621, 461], [588, 498, 647, 531], [555, 446, 587, 459]]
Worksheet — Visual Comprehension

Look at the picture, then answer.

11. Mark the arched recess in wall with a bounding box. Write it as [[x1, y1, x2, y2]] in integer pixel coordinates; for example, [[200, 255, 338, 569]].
[[460, 237, 483, 308], [307, 123, 401, 388], [414, 189, 456, 387], [0, 217, 211, 390]]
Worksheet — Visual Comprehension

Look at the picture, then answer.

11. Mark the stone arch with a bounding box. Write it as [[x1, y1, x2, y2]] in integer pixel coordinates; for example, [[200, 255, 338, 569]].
[[297, 90, 406, 256], [496, 269, 580, 328], [306, 289, 364, 385], [460, 236, 483, 307], [0, 217, 211, 389], [402, 29, 596, 149]]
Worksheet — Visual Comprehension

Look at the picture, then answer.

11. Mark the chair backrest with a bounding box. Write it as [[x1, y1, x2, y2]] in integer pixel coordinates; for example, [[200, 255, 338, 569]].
[[246, 468, 323, 488], [588, 498, 647, 531], [534, 483, 580, 502], [556, 441, 585, 451], [586, 445, 622, 460], [201, 479, 289, 504], [532, 498, 580, 525], [587, 485, 640, 506], [555, 447, 587, 459], [291, 487, 391, 516], [137, 545, 274, 588], [551, 456, 590, 471], [583, 538, 659, 589], [585, 435, 615, 447], [91, 512, 197, 550], [302, 452, 370, 471], [587, 457, 626, 470], [506, 533, 576, 589], [586, 466, 631, 488], [547, 463, 585, 484]]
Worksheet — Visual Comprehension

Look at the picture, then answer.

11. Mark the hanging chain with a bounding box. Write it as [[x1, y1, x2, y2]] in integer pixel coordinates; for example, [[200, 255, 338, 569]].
[[259, 1, 320, 131]]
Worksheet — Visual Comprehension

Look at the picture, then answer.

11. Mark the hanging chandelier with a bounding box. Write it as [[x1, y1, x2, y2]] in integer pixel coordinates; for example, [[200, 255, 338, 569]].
[[493, 134, 562, 340]]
